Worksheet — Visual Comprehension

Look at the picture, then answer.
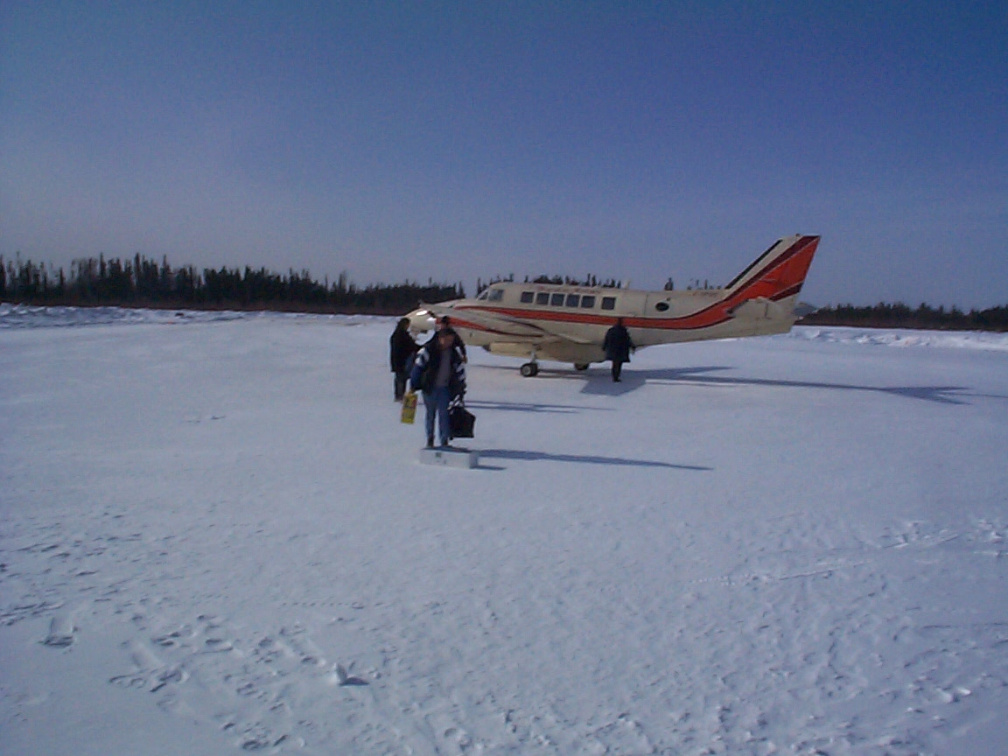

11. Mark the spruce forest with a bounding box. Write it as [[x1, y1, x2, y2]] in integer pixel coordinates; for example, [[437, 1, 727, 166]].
[[2, 254, 1006, 331], [798, 302, 1008, 332], [1, 254, 462, 315]]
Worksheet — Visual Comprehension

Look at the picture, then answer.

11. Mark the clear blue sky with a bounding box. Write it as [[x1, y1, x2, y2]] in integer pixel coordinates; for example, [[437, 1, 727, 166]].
[[2, 1, 1005, 307]]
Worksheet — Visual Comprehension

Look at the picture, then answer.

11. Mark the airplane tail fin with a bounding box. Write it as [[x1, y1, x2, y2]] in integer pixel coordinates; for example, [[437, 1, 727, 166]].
[[716, 235, 820, 334], [724, 234, 820, 307]]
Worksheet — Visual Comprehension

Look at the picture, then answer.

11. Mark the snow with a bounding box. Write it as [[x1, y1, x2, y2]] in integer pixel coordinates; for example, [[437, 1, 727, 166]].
[[2, 305, 1007, 755]]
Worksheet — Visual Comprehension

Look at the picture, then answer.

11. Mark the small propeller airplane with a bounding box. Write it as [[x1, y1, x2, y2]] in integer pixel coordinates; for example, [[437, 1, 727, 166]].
[[405, 234, 820, 376]]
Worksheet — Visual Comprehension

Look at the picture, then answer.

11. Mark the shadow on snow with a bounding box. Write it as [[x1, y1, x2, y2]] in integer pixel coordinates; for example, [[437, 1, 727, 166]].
[[464, 399, 611, 415], [514, 365, 973, 405], [476, 448, 711, 472]]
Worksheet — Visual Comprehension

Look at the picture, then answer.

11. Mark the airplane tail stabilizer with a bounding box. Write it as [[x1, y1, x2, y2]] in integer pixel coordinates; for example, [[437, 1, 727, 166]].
[[724, 235, 820, 308]]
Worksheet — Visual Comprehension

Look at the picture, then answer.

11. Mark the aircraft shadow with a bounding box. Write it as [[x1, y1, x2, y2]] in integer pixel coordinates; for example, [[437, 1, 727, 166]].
[[574, 365, 969, 405], [477, 448, 711, 472], [476, 362, 970, 405], [464, 399, 611, 415]]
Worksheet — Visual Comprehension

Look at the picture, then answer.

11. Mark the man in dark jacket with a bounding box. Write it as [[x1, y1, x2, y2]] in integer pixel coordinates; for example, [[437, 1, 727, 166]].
[[437, 315, 467, 362], [603, 318, 634, 382], [410, 327, 467, 447], [389, 318, 418, 401]]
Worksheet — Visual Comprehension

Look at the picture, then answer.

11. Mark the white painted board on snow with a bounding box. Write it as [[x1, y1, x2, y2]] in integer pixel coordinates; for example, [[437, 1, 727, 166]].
[[419, 446, 479, 468]]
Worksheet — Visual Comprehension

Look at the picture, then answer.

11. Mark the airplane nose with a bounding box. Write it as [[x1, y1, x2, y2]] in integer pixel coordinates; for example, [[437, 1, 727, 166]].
[[406, 308, 435, 332]]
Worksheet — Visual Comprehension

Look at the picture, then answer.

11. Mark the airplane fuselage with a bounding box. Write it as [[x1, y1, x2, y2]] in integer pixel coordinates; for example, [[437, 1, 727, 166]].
[[406, 234, 820, 371]]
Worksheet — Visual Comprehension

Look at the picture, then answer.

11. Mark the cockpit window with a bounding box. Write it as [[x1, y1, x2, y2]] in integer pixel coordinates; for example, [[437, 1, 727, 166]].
[[476, 290, 488, 300], [488, 289, 504, 302]]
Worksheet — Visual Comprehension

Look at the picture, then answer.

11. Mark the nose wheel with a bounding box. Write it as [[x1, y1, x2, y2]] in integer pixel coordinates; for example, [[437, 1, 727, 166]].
[[520, 361, 539, 377]]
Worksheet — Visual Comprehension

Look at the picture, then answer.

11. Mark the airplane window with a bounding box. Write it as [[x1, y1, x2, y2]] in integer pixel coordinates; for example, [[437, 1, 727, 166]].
[[488, 289, 504, 302], [535, 292, 549, 305], [566, 294, 580, 307], [520, 291, 534, 304], [655, 301, 670, 312], [601, 296, 617, 310], [550, 293, 565, 306], [581, 295, 596, 308]]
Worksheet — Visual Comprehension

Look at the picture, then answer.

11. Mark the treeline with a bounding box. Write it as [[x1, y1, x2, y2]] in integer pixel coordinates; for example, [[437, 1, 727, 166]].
[[800, 302, 1008, 332], [0, 254, 463, 315], [476, 273, 624, 291], [4, 254, 1006, 331]]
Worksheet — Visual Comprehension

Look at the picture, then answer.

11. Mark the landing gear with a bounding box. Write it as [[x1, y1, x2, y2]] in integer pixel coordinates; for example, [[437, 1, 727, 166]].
[[574, 363, 589, 371], [520, 350, 539, 377]]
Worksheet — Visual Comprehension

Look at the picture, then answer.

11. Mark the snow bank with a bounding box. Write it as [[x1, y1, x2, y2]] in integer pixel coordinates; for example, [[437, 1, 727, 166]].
[[0, 303, 384, 330], [5, 303, 1007, 352], [791, 324, 1008, 352]]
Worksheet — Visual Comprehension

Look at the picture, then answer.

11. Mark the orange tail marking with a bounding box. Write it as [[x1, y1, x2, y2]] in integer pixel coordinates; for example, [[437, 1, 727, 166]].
[[739, 235, 820, 301]]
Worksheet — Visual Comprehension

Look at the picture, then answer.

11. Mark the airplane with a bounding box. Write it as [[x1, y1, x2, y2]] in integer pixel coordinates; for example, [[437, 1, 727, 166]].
[[404, 234, 820, 376]]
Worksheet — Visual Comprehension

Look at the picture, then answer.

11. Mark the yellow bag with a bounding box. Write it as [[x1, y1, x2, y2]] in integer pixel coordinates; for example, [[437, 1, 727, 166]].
[[400, 391, 418, 424]]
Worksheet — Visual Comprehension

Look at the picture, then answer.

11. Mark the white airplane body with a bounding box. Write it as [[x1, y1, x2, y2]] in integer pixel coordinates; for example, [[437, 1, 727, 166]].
[[405, 234, 820, 375]]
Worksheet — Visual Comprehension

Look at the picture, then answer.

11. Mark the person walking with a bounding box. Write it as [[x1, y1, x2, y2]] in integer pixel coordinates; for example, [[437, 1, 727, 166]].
[[437, 315, 467, 362], [603, 317, 634, 382], [389, 318, 418, 401], [410, 327, 467, 447]]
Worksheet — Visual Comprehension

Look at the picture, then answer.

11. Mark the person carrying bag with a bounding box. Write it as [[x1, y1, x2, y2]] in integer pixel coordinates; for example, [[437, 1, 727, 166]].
[[410, 327, 467, 447]]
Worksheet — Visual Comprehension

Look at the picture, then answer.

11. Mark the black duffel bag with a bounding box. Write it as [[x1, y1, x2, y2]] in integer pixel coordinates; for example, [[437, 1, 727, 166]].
[[448, 397, 476, 438]]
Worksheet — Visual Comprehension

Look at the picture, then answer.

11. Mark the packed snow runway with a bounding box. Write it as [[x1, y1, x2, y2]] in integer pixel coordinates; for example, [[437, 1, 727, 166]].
[[2, 305, 1007, 755]]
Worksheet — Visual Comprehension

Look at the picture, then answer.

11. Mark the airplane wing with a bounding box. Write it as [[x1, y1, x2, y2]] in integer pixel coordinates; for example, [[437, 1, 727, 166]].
[[525, 320, 594, 344], [429, 305, 549, 340], [450, 306, 599, 346]]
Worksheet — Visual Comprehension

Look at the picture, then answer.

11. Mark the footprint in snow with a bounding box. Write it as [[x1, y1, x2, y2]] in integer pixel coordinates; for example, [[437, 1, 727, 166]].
[[42, 615, 76, 648], [334, 663, 368, 686]]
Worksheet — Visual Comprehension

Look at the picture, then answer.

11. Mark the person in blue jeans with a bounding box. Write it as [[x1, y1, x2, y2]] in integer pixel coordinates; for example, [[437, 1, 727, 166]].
[[410, 327, 467, 447]]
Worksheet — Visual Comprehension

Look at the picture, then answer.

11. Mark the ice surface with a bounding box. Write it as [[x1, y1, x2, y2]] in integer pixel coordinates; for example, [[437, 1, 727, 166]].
[[2, 306, 1006, 754]]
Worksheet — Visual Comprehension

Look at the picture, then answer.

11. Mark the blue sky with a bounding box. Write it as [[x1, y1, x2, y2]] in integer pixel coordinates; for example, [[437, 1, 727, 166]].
[[2, 1, 1005, 307]]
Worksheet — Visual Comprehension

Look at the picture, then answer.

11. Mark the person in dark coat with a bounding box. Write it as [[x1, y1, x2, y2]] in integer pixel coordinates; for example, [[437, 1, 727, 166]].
[[410, 327, 467, 447], [603, 318, 634, 382], [389, 317, 418, 401]]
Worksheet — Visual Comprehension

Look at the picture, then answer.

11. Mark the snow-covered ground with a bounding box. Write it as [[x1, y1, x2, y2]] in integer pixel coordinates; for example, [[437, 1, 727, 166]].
[[2, 304, 1007, 755]]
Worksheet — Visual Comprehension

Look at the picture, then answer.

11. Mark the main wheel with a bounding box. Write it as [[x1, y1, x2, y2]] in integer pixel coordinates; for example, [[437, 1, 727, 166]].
[[520, 362, 539, 377], [574, 363, 589, 371]]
